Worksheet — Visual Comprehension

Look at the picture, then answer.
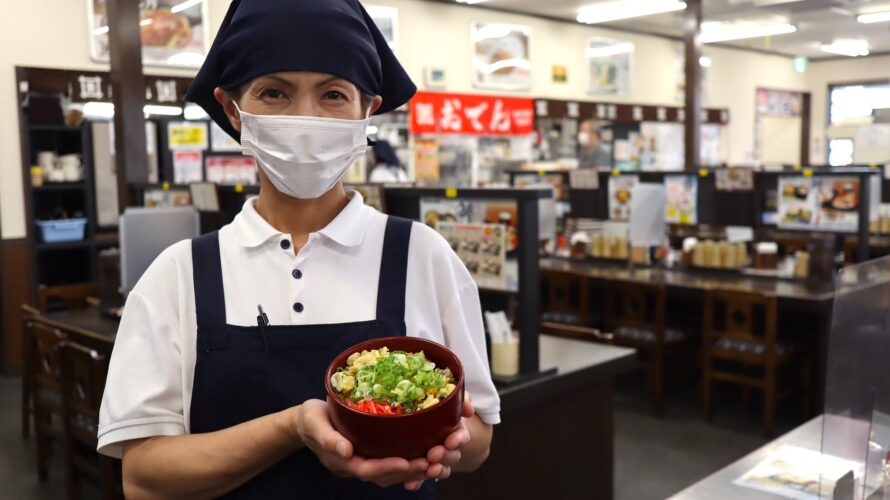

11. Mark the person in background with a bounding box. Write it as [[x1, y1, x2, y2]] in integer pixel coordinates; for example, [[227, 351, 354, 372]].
[[578, 119, 613, 168], [368, 140, 409, 183]]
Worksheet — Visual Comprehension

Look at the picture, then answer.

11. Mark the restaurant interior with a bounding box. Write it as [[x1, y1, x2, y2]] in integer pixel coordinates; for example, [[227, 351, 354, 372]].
[[2, 0, 890, 498]]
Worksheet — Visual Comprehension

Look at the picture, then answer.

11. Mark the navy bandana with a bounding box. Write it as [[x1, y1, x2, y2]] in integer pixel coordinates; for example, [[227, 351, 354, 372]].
[[186, 0, 416, 141]]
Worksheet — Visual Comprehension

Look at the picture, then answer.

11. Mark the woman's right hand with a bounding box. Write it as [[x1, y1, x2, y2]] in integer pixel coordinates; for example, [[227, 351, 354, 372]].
[[294, 399, 430, 489]]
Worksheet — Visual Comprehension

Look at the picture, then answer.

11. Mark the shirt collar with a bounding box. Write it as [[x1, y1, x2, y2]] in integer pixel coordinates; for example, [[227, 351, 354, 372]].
[[234, 191, 370, 249]]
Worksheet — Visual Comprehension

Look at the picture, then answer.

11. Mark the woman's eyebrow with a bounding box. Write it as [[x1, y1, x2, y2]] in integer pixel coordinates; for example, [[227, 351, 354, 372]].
[[251, 75, 297, 89], [314, 76, 350, 89]]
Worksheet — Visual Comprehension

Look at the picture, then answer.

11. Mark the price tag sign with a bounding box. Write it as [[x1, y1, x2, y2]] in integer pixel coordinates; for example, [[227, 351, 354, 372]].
[[445, 187, 458, 198], [803, 169, 813, 177], [698, 169, 709, 178], [611, 169, 621, 177], [235, 183, 244, 193], [162, 181, 170, 190]]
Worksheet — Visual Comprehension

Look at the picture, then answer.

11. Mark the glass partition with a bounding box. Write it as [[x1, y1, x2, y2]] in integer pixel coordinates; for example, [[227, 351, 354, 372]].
[[821, 255, 890, 498]]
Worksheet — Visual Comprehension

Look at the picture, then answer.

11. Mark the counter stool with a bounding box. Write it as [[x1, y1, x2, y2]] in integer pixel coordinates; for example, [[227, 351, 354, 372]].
[[60, 341, 123, 500], [605, 281, 697, 416], [702, 289, 812, 437], [26, 320, 68, 481]]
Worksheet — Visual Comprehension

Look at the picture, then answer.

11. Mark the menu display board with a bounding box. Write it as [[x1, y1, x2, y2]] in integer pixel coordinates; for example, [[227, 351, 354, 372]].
[[173, 150, 203, 184], [512, 172, 567, 200], [89, 0, 209, 68], [778, 176, 860, 232], [168, 121, 209, 151], [436, 222, 507, 290], [608, 175, 638, 221], [664, 175, 698, 225], [587, 38, 632, 96], [715, 168, 754, 191], [206, 156, 257, 185], [471, 22, 532, 91]]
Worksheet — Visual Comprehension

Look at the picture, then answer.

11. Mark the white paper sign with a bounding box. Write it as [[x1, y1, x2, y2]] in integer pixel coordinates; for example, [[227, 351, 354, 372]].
[[726, 226, 754, 243], [629, 183, 666, 246]]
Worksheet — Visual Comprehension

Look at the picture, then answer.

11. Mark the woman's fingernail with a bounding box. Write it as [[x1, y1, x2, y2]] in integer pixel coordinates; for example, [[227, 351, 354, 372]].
[[336, 442, 348, 458]]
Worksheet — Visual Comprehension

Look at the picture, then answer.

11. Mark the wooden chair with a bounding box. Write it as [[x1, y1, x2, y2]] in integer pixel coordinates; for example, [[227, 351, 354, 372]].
[[60, 341, 122, 500], [702, 289, 812, 437], [26, 320, 68, 481], [37, 282, 101, 313], [21, 304, 40, 439], [604, 281, 697, 416], [541, 270, 602, 339]]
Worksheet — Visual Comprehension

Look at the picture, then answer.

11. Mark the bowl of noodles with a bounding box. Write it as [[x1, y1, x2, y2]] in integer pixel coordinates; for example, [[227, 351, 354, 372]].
[[324, 336, 465, 459]]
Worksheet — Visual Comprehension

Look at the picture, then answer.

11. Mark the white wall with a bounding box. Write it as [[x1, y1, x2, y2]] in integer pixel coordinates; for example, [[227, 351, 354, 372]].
[[805, 55, 890, 165], [0, 0, 816, 238]]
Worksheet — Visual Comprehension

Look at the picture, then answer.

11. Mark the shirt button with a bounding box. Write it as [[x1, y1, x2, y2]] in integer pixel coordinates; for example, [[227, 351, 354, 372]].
[[280, 240, 291, 250], [292, 269, 303, 280], [293, 302, 304, 313]]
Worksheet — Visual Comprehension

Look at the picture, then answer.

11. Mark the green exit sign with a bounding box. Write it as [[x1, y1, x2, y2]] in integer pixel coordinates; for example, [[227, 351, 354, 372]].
[[793, 56, 808, 73]]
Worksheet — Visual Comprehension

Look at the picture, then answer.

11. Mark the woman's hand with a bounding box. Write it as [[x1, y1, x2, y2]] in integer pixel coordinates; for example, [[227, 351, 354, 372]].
[[294, 399, 430, 488], [403, 392, 476, 491]]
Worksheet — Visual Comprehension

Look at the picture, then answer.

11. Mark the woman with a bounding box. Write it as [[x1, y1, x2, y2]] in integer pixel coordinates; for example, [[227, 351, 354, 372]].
[[97, 0, 499, 497], [368, 140, 409, 183]]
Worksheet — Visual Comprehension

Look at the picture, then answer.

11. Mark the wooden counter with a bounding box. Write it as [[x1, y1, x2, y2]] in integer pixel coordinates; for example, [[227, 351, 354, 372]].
[[439, 336, 636, 500], [540, 257, 834, 303]]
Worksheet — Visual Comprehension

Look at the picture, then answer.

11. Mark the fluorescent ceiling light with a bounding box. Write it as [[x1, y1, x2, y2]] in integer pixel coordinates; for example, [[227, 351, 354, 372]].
[[144, 105, 183, 117], [457, 0, 489, 4], [183, 103, 209, 120], [700, 23, 796, 43], [858, 11, 890, 24], [473, 58, 533, 75], [171, 0, 202, 14], [577, 0, 686, 24], [472, 23, 531, 43], [83, 102, 115, 120], [820, 40, 869, 57], [82, 102, 185, 119]]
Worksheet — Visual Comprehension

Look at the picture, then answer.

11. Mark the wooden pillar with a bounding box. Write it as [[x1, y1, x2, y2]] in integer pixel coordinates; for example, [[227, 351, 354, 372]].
[[106, 0, 148, 210], [800, 92, 811, 166], [684, 0, 703, 170]]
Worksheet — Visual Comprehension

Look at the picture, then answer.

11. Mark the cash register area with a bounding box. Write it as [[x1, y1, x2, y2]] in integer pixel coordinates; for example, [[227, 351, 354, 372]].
[[3, 0, 890, 499]]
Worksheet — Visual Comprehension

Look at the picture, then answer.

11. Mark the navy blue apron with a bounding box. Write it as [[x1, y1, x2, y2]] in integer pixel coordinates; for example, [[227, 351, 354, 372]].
[[189, 216, 435, 499]]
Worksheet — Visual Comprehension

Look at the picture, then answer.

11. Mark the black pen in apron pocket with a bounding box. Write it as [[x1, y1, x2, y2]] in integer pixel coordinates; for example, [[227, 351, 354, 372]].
[[256, 305, 272, 355]]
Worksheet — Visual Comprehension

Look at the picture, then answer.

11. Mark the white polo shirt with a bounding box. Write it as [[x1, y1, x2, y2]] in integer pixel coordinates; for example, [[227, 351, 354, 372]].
[[98, 191, 501, 458]]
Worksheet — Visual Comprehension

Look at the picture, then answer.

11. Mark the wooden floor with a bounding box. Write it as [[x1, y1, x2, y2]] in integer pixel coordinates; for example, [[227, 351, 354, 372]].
[[0, 373, 802, 500]]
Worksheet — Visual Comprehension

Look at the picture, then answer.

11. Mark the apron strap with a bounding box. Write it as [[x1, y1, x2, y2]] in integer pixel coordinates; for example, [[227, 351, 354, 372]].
[[376, 216, 413, 322], [192, 231, 226, 329]]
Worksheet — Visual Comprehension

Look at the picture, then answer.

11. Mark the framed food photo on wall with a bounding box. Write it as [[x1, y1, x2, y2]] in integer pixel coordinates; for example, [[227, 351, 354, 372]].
[[471, 22, 532, 91], [88, 0, 209, 68], [587, 38, 633, 96]]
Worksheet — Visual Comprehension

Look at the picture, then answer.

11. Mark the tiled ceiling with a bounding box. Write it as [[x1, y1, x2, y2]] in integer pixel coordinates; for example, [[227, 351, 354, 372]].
[[445, 0, 890, 59]]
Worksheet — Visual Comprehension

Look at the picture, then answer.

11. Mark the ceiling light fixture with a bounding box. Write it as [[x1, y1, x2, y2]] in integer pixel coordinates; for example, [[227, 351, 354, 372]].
[[577, 0, 686, 24], [858, 11, 890, 24], [820, 40, 869, 57], [699, 23, 797, 43], [456, 0, 489, 4]]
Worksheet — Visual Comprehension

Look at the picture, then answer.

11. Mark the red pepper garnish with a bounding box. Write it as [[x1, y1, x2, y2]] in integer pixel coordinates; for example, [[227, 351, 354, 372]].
[[347, 399, 404, 415]]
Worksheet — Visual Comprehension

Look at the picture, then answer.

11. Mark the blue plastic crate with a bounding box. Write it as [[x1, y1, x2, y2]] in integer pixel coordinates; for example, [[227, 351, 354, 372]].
[[36, 218, 87, 243]]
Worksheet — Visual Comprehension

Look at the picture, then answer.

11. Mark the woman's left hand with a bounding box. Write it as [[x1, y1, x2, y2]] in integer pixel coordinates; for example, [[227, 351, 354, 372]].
[[403, 392, 475, 491]]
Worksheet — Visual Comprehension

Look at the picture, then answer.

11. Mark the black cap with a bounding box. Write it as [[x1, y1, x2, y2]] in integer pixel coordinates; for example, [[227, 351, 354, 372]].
[[185, 0, 417, 141]]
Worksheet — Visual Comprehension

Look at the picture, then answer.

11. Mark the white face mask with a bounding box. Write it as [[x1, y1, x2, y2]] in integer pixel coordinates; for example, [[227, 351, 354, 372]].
[[235, 103, 370, 199]]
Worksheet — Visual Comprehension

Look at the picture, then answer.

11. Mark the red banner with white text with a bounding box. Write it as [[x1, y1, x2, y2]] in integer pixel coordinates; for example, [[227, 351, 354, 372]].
[[409, 91, 535, 136]]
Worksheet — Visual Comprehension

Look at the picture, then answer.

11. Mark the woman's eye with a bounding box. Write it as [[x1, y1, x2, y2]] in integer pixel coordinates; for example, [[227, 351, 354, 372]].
[[262, 89, 285, 99], [324, 90, 347, 101]]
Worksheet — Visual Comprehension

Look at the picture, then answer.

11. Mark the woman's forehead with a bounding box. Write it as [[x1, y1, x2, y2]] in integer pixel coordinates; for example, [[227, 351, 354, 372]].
[[248, 72, 359, 90]]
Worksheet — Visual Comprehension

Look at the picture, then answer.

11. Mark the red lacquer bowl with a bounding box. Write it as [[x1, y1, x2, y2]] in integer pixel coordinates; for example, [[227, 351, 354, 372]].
[[325, 336, 465, 459]]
